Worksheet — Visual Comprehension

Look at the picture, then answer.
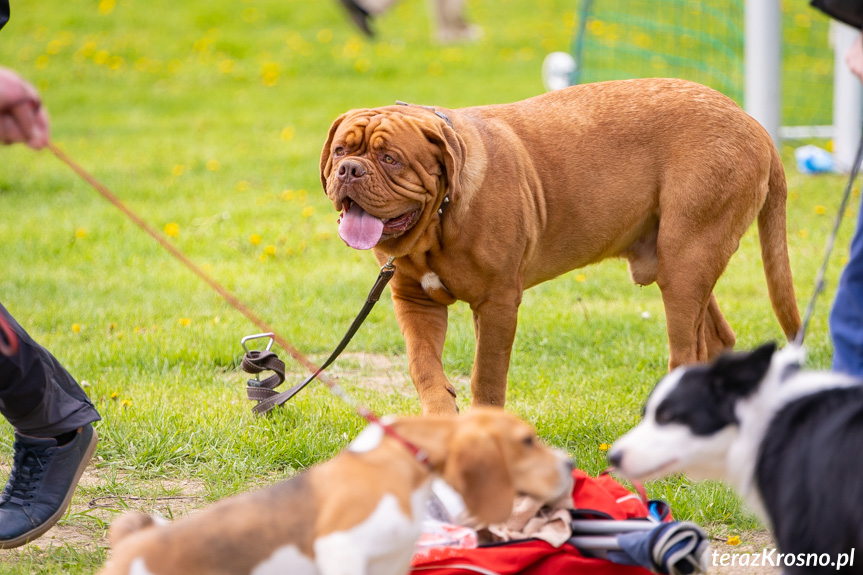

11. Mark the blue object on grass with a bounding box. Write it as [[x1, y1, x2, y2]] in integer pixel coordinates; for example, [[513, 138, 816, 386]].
[[795, 145, 835, 174]]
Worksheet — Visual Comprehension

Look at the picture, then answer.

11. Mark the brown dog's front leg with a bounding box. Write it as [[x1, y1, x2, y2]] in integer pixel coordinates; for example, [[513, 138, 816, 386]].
[[470, 297, 520, 408], [391, 283, 458, 415]]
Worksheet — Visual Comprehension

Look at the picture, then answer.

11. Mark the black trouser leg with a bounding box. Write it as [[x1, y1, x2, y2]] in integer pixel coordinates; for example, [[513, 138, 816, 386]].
[[0, 302, 100, 437]]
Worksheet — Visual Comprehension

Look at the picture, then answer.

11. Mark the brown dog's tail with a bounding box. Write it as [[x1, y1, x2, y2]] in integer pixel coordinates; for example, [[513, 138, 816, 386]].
[[758, 145, 802, 341], [108, 511, 161, 547]]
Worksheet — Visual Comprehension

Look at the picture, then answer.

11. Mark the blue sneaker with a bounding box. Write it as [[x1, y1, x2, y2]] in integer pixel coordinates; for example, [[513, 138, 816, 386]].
[[0, 423, 98, 548]]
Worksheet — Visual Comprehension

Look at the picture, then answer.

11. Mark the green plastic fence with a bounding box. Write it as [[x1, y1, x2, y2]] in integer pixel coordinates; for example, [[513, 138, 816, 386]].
[[572, 0, 834, 129]]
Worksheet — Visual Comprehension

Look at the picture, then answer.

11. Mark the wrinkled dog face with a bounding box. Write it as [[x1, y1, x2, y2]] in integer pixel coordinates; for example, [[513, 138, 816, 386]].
[[320, 107, 459, 253]]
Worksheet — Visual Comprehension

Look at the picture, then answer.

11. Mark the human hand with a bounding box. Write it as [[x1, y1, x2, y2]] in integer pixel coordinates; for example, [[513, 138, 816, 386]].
[[845, 32, 863, 83], [0, 67, 49, 149]]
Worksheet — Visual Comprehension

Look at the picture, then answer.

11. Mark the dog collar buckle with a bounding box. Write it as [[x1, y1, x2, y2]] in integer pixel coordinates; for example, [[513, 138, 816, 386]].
[[437, 195, 451, 216]]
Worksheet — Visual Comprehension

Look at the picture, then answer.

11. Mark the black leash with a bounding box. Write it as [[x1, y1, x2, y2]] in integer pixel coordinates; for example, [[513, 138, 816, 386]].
[[242, 256, 396, 415], [795, 131, 863, 346]]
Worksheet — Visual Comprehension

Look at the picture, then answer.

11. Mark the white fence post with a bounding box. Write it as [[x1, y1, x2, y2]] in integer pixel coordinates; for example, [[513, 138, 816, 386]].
[[833, 21, 863, 172], [745, 0, 782, 146]]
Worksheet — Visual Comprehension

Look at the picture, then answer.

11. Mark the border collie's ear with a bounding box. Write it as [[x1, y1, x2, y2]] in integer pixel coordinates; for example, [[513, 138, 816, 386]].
[[713, 342, 776, 396]]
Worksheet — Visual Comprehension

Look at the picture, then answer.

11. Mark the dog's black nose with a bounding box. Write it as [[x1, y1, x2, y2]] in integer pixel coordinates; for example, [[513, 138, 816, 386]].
[[607, 450, 622, 469], [337, 160, 366, 183], [566, 458, 575, 472]]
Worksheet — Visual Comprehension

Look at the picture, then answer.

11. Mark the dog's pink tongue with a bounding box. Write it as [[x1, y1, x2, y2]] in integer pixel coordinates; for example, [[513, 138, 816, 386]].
[[338, 202, 384, 250]]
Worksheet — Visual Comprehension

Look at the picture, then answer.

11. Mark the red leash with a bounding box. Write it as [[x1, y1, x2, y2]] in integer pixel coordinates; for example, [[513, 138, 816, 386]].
[[46, 143, 429, 465], [0, 313, 18, 357]]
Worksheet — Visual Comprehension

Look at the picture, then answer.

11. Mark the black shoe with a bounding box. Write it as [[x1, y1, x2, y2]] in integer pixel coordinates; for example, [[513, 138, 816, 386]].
[[338, 0, 374, 37], [0, 423, 98, 548]]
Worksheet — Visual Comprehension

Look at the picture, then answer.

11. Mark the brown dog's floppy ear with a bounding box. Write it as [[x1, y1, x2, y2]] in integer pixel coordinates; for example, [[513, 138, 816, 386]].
[[443, 428, 515, 525], [320, 112, 349, 192], [422, 120, 465, 203]]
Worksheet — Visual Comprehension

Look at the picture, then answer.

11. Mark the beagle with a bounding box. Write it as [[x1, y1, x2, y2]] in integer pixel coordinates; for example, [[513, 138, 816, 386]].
[[97, 407, 572, 575]]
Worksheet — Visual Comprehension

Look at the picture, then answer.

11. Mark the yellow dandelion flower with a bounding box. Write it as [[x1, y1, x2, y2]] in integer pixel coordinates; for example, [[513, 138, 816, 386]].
[[815, 205, 826, 215], [179, 317, 191, 327], [72, 323, 82, 333], [134, 57, 151, 72], [35, 55, 50, 70], [354, 58, 371, 73], [110, 391, 120, 400], [317, 29, 333, 43], [259, 253, 269, 263], [242, 7, 260, 23], [172, 164, 185, 177], [46, 40, 63, 55], [75, 227, 87, 239], [164, 222, 180, 237], [315, 231, 332, 241], [576, 274, 586, 282], [120, 399, 132, 408], [94, 50, 110, 65], [107, 55, 124, 71], [236, 181, 250, 192], [265, 245, 276, 256], [727, 535, 741, 546], [204, 159, 220, 172], [427, 61, 444, 76], [218, 59, 234, 75], [280, 126, 295, 142], [261, 62, 279, 87], [250, 233, 262, 245], [598, 443, 610, 452], [302, 206, 316, 218], [98, 0, 115, 15], [798, 229, 809, 239], [79, 40, 97, 58]]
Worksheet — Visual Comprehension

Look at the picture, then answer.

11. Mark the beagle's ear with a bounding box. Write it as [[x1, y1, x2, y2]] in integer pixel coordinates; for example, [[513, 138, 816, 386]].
[[320, 112, 349, 192], [443, 429, 515, 525]]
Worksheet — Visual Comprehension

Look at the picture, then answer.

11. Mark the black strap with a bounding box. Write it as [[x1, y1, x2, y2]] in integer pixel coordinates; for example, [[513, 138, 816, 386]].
[[811, 0, 863, 29], [243, 261, 396, 415]]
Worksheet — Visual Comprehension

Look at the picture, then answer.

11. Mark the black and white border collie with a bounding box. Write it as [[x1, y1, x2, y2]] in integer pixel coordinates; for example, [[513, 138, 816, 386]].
[[609, 342, 863, 573]]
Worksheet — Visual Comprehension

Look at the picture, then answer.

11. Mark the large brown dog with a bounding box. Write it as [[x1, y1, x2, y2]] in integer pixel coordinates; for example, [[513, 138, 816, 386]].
[[320, 78, 801, 415]]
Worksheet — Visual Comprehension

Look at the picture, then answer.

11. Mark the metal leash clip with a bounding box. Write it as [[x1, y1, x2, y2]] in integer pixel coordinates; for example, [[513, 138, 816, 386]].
[[240, 332, 279, 388]]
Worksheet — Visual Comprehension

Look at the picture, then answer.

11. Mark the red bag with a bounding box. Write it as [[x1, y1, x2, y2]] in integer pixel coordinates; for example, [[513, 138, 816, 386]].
[[411, 470, 658, 575]]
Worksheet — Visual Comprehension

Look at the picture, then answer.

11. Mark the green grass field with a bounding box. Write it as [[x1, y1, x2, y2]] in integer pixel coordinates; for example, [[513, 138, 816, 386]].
[[0, 0, 855, 572]]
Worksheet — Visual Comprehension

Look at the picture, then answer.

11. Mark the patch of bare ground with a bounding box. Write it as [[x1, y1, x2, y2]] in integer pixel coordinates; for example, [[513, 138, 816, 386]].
[[253, 351, 469, 396], [0, 464, 210, 554]]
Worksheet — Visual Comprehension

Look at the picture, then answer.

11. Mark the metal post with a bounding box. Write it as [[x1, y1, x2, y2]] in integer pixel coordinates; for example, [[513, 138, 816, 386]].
[[745, 0, 782, 146], [833, 21, 863, 173]]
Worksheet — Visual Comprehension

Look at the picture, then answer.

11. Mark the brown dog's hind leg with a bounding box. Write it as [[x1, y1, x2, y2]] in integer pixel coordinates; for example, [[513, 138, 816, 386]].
[[704, 294, 736, 359], [656, 215, 749, 369]]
